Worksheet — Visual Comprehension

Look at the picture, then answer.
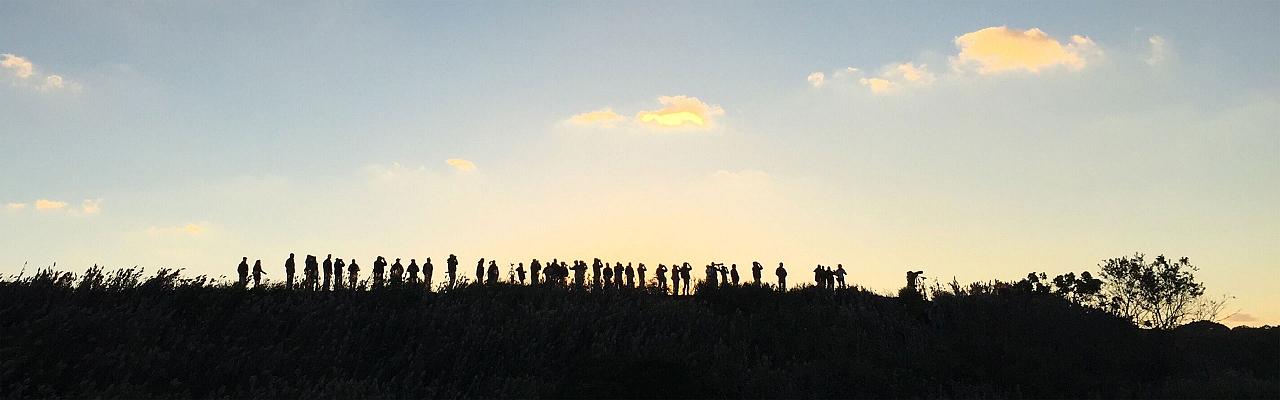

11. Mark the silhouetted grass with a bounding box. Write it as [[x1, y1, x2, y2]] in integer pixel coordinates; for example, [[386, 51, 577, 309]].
[[0, 267, 1275, 398]]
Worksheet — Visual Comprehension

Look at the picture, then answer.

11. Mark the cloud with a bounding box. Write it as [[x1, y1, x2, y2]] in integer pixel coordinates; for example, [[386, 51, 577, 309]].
[[34, 199, 67, 210], [807, 72, 826, 88], [446, 158, 477, 172], [81, 199, 102, 214], [1, 53, 78, 92], [951, 26, 1098, 74], [567, 95, 726, 131], [635, 95, 725, 129], [568, 108, 627, 126], [1224, 312, 1257, 323], [5, 203, 27, 210], [859, 77, 895, 94], [1, 54, 34, 78], [184, 223, 205, 235], [852, 63, 934, 94], [1145, 35, 1168, 66]]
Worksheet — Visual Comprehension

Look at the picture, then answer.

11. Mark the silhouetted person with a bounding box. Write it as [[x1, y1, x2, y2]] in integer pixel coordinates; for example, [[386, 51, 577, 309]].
[[602, 264, 614, 287], [826, 266, 836, 289], [252, 259, 266, 287], [615, 263, 625, 289], [423, 258, 434, 290], [835, 264, 847, 289], [776, 262, 788, 291], [486, 260, 499, 284], [751, 261, 762, 285], [814, 265, 824, 288], [625, 263, 635, 287], [390, 258, 405, 286], [348, 259, 360, 288], [705, 263, 719, 287], [322, 254, 333, 291], [516, 263, 526, 284], [668, 264, 680, 295], [680, 263, 692, 295], [237, 257, 249, 287], [637, 263, 647, 287], [285, 253, 296, 289], [333, 258, 345, 290], [305, 255, 319, 290], [906, 270, 924, 293], [717, 264, 729, 287], [476, 258, 485, 286], [730, 264, 739, 285], [592, 259, 602, 289], [447, 254, 458, 289], [571, 261, 586, 287], [372, 256, 386, 289], [560, 261, 570, 285], [530, 259, 541, 285], [407, 259, 420, 284]]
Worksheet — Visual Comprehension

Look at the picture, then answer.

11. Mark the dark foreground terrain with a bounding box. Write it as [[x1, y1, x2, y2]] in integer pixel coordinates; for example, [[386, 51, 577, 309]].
[[1, 270, 1276, 399]]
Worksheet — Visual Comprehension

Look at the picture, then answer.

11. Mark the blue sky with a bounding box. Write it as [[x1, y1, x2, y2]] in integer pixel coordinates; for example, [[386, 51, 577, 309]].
[[2, 1, 1277, 325]]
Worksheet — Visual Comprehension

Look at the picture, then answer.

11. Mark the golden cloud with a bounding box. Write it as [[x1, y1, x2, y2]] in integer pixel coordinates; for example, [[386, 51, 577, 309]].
[[35, 199, 67, 210], [1, 54, 34, 78], [952, 26, 1097, 74], [807, 72, 826, 88], [81, 199, 102, 214], [568, 108, 626, 126], [5, 203, 27, 210], [183, 223, 204, 235], [446, 158, 477, 172], [635, 95, 725, 129], [859, 77, 894, 94]]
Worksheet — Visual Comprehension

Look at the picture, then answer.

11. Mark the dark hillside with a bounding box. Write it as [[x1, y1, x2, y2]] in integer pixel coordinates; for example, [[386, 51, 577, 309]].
[[1, 270, 1275, 398]]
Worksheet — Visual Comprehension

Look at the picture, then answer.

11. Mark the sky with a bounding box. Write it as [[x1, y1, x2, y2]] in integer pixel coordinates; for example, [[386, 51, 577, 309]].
[[1, 1, 1277, 325]]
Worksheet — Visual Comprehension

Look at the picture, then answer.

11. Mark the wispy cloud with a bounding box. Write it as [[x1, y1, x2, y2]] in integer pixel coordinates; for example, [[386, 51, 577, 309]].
[[4, 203, 27, 210], [81, 199, 102, 214], [568, 108, 627, 127], [34, 199, 67, 210], [1144, 35, 1169, 66]]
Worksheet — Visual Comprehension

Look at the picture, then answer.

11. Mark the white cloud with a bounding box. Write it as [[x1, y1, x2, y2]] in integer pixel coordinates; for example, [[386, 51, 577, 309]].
[[5, 203, 27, 210], [1145, 35, 1168, 66], [446, 158, 477, 172], [567, 95, 726, 131], [859, 77, 895, 94], [567, 108, 627, 127], [807, 72, 826, 88], [81, 199, 102, 214], [1, 53, 78, 92]]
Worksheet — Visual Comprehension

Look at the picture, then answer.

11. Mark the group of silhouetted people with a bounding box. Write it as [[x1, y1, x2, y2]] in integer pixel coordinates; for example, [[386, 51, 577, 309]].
[[239, 253, 896, 294]]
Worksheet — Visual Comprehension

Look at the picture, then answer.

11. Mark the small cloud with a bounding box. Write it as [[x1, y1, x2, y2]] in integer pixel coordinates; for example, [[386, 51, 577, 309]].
[[890, 62, 934, 84], [81, 199, 102, 215], [34, 199, 67, 210], [951, 26, 1099, 74], [568, 108, 627, 127], [446, 158, 477, 172], [859, 77, 895, 94], [40, 75, 65, 90], [1, 54, 34, 78], [4, 203, 27, 210], [183, 223, 204, 235], [1144, 35, 1168, 66], [635, 95, 725, 129], [807, 72, 826, 88]]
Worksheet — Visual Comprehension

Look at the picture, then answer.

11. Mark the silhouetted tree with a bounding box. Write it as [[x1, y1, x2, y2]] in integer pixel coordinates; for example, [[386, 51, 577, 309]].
[[1099, 254, 1211, 329]]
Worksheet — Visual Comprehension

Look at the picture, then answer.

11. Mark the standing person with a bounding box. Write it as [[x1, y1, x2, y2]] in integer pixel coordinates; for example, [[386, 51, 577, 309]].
[[570, 261, 587, 287], [625, 263, 635, 288], [486, 260, 499, 285], [835, 264, 847, 289], [284, 253, 296, 289], [814, 265, 824, 288], [704, 263, 719, 287], [407, 259, 420, 284], [530, 259, 541, 285], [656, 264, 668, 292], [252, 259, 266, 288], [476, 258, 486, 286], [718, 264, 729, 287], [825, 266, 836, 289], [775, 262, 788, 291], [446, 254, 458, 289], [680, 263, 692, 295], [305, 255, 319, 290], [591, 259, 603, 289], [333, 258, 345, 290], [322, 255, 333, 291], [730, 264, 740, 286], [637, 263, 647, 288], [615, 263, 625, 289], [516, 263, 526, 284], [423, 258, 434, 291], [237, 257, 249, 287], [751, 261, 763, 286], [670, 264, 681, 296], [390, 258, 405, 286], [372, 256, 386, 289], [347, 259, 360, 289], [602, 263, 614, 287]]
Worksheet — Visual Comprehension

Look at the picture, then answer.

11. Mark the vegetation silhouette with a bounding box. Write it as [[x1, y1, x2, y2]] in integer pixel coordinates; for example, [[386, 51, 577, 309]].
[[0, 253, 1274, 399]]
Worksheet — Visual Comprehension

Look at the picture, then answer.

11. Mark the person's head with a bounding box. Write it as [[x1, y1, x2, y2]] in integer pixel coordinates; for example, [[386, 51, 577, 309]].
[[290, 253, 295, 257], [395, 258, 400, 262], [242, 257, 247, 261], [327, 254, 331, 258]]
